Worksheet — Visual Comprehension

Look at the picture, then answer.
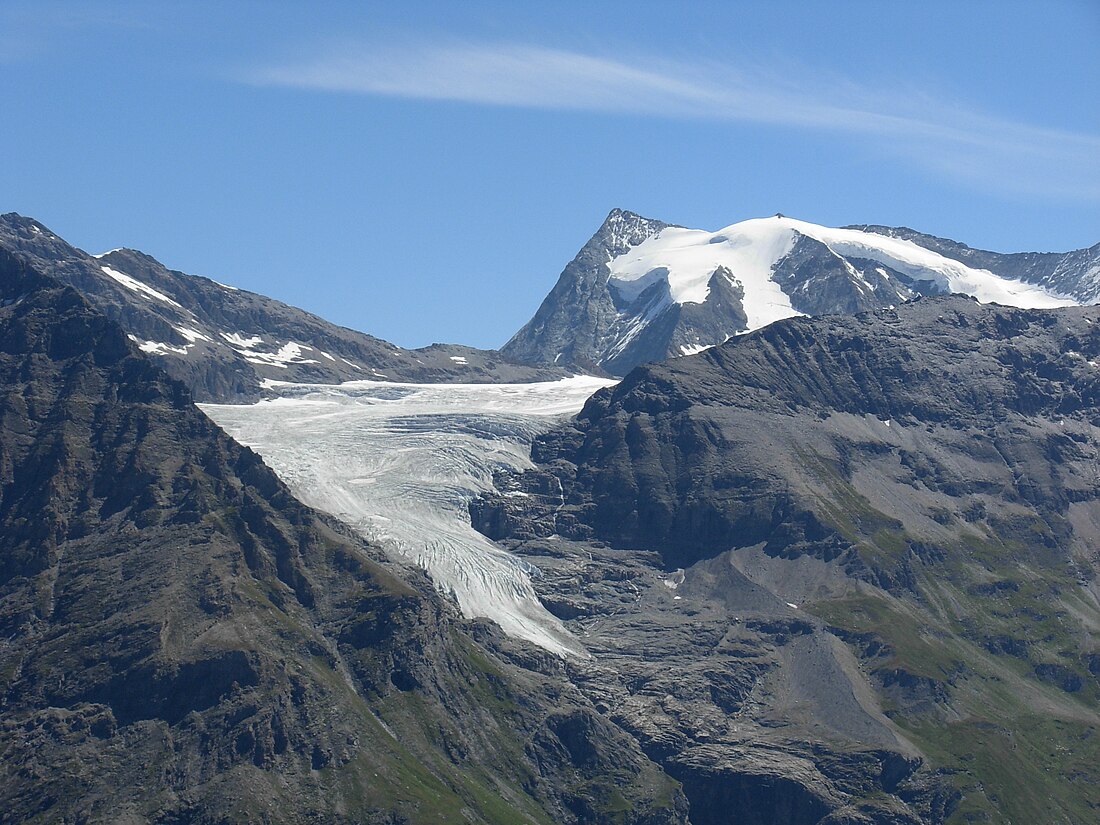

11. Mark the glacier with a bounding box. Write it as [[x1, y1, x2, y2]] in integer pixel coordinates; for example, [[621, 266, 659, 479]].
[[201, 375, 615, 658]]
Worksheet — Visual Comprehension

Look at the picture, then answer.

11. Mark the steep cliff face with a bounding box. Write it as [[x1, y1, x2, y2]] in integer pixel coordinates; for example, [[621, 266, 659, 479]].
[[0, 248, 684, 824], [502, 209, 671, 373], [477, 297, 1100, 823]]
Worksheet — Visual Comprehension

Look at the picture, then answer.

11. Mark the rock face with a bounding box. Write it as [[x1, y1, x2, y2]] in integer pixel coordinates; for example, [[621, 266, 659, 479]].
[[0, 213, 567, 402], [477, 296, 1100, 823], [0, 248, 685, 824], [503, 210, 1095, 376], [501, 209, 672, 374]]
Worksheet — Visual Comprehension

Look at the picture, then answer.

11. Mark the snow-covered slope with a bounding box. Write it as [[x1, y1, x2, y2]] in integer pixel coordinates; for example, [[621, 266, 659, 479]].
[[504, 210, 1090, 376], [201, 375, 615, 657]]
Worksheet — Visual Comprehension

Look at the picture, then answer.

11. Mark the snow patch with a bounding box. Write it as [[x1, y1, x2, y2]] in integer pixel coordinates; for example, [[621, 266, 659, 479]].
[[679, 342, 711, 356], [221, 332, 264, 349], [137, 340, 189, 356], [100, 266, 182, 308], [449, 356, 468, 364], [175, 325, 212, 344], [238, 341, 319, 369]]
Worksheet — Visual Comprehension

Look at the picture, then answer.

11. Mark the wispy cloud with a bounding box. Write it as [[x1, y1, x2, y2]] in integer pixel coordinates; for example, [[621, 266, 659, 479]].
[[247, 40, 1100, 200]]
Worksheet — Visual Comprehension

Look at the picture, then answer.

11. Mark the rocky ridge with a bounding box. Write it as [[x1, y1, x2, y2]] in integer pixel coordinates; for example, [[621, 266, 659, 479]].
[[0, 213, 567, 402], [504, 210, 1097, 376], [851, 224, 1100, 303]]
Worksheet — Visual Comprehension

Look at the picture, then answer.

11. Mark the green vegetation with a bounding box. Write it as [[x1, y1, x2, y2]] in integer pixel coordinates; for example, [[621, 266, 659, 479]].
[[807, 506, 1100, 824]]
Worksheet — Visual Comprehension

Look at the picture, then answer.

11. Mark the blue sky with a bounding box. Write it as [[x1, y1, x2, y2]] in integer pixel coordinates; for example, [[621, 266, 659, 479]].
[[2, 1, 1098, 349]]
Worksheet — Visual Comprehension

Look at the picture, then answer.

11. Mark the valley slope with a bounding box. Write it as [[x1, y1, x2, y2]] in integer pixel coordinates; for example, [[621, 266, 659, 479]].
[[0, 213, 566, 402]]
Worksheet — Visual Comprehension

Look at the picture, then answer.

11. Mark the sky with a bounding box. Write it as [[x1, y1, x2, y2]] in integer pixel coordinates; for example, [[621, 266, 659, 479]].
[[2, 1, 1098, 349]]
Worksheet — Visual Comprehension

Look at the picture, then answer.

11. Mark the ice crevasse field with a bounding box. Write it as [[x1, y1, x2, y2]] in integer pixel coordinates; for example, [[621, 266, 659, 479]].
[[201, 375, 616, 658]]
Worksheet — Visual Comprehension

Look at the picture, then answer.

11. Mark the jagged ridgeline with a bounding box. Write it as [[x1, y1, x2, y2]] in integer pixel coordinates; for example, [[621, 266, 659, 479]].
[[0, 249, 685, 823], [477, 296, 1100, 823], [0, 213, 567, 403]]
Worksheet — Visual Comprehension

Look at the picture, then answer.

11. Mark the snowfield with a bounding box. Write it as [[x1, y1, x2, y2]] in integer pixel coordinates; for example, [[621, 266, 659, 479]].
[[201, 375, 615, 658], [606, 215, 1076, 328]]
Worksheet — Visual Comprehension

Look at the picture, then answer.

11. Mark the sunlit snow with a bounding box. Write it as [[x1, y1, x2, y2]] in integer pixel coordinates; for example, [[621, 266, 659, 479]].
[[100, 265, 182, 308], [175, 325, 212, 343], [605, 215, 1075, 333], [236, 341, 320, 369], [201, 375, 615, 657], [221, 332, 264, 349]]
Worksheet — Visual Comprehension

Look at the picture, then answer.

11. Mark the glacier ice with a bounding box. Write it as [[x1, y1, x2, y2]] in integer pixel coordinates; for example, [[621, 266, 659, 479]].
[[201, 376, 615, 658]]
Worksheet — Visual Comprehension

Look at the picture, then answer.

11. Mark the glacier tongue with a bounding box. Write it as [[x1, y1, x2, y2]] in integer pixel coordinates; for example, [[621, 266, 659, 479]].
[[201, 376, 615, 658]]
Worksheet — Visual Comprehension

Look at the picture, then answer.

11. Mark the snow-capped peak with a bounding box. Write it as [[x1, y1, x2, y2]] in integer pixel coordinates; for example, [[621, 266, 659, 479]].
[[607, 215, 1073, 327]]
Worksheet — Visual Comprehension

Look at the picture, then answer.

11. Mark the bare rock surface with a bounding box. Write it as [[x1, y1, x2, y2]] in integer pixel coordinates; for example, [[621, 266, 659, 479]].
[[0, 213, 568, 402]]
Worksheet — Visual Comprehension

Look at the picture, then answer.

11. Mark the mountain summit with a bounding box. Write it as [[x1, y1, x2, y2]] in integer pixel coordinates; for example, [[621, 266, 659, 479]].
[[504, 210, 1099, 375]]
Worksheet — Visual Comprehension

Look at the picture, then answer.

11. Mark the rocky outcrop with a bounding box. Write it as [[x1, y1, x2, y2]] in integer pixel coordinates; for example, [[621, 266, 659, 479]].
[[479, 296, 1100, 822], [0, 248, 685, 824]]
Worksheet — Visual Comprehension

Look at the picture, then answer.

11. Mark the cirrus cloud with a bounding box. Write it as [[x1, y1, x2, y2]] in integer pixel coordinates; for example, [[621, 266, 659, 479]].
[[246, 40, 1100, 201]]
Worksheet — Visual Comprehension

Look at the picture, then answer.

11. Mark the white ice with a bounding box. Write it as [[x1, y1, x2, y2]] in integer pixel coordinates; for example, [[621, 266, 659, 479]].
[[201, 375, 615, 658]]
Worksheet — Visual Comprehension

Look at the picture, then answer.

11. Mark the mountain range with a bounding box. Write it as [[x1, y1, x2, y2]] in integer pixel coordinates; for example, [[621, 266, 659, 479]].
[[1, 211, 1098, 823], [0, 246, 682, 824], [503, 209, 1100, 376]]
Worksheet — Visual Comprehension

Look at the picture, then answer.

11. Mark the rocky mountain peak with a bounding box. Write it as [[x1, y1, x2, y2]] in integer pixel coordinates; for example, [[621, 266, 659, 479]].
[[593, 208, 670, 258]]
